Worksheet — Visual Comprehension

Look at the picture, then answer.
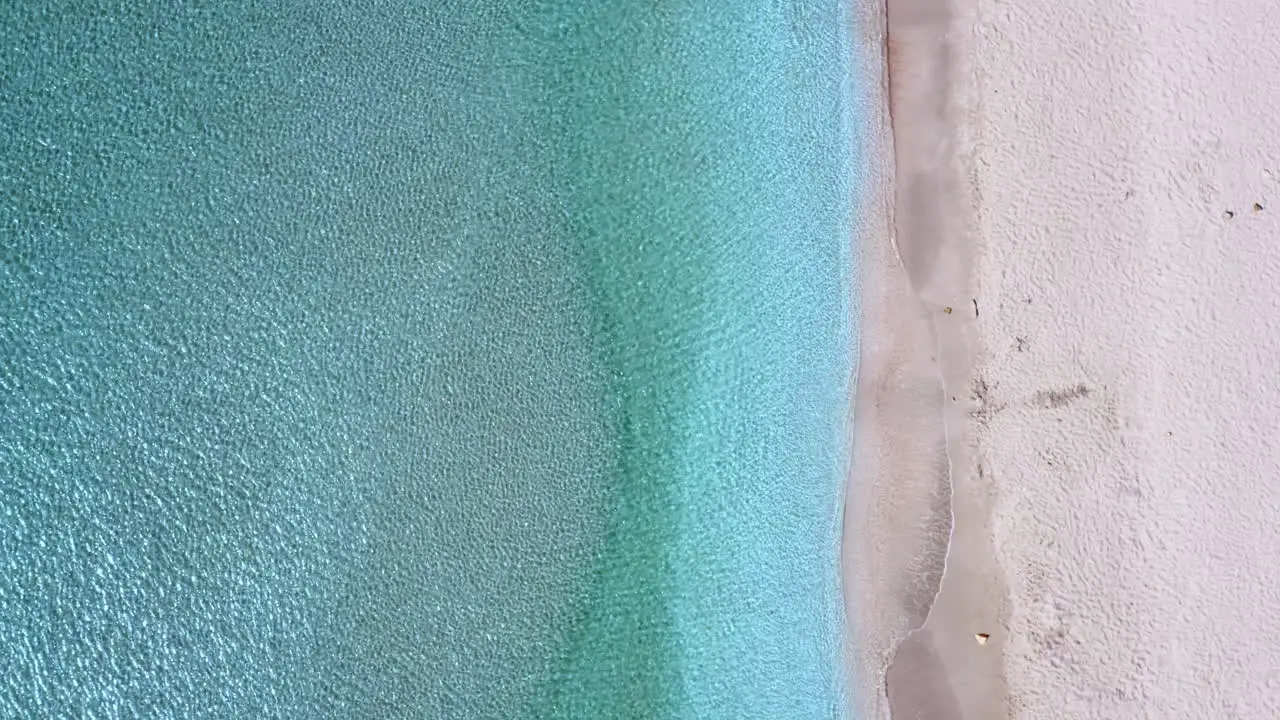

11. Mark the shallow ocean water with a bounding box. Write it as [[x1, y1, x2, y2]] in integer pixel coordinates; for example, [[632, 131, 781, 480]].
[[1, 1, 860, 717]]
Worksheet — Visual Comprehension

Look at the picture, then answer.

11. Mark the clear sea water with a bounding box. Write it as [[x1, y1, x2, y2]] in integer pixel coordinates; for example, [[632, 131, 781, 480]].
[[1, 1, 859, 717]]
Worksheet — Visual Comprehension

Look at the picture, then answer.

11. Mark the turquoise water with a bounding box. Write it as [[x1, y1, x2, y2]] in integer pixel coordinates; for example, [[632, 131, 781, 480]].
[[1, 1, 859, 717]]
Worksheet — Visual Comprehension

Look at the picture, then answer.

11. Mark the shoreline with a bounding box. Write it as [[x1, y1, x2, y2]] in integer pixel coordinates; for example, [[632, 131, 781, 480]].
[[851, 0, 1280, 715], [846, 0, 1007, 716]]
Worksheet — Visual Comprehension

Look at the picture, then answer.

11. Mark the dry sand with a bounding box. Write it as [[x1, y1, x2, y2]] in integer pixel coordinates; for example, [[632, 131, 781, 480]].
[[848, 0, 1280, 717]]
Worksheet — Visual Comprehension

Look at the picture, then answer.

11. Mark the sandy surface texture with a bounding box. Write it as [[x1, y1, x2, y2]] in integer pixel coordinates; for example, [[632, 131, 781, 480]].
[[973, 0, 1280, 715], [852, 0, 1280, 717]]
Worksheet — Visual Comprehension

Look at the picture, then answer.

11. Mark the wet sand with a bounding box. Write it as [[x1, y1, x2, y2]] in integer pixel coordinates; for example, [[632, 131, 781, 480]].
[[851, 0, 1280, 716], [847, 0, 1006, 717]]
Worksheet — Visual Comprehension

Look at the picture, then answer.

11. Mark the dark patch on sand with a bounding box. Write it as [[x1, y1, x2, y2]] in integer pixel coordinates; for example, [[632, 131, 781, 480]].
[[970, 377, 1006, 425], [1033, 383, 1092, 409]]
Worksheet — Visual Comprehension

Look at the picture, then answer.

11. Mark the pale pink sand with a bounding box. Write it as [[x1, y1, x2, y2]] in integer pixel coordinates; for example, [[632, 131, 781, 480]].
[[850, 0, 1280, 716]]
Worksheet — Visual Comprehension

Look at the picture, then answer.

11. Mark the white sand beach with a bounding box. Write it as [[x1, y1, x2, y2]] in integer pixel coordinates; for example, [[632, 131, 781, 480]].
[[849, 0, 1280, 716]]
